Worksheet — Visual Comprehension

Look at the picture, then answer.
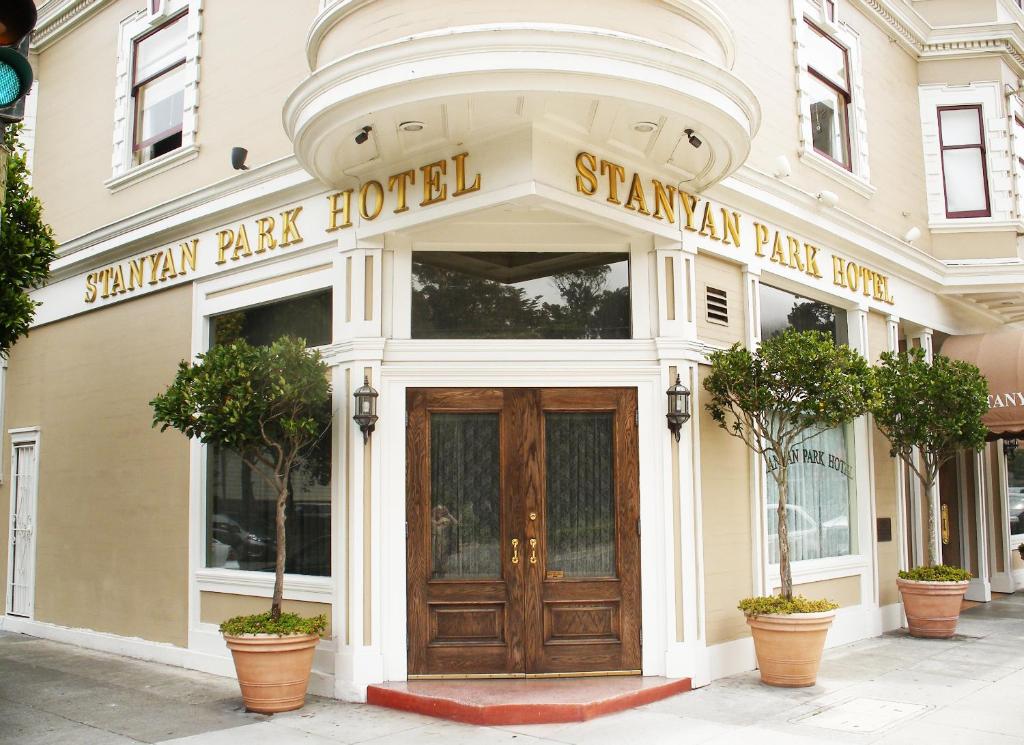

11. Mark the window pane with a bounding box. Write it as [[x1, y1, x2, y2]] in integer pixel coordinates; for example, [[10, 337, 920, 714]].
[[211, 291, 332, 348], [1008, 448, 1024, 537], [766, 425, 855, 563], [135, 66, 184, 148], [430, 414, 501, 579], [805, 24, 848, 88], [939, 108, 982, 147], [807, 76, 850, 166], [759, 283, 848, 345], [411, 252, 631, 339], [206, 434, 331, 576], [135, 15, 187, 82], [942, 148, 988, 214], [545, 413, 616, 578]]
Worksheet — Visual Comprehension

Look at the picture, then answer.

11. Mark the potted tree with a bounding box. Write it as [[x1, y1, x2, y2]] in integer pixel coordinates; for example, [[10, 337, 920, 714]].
[[704, 329, 874, 686], [151, 336, 332, 713], [871, 348, 987, 638]]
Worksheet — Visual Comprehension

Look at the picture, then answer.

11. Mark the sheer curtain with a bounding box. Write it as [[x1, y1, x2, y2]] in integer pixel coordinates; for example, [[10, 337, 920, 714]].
[[766, 425, 854, 563]]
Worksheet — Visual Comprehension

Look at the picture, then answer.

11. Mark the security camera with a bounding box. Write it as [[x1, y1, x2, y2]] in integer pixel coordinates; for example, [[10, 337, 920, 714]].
[[355, 126, 372, 145], [230, 147, 248, 171], [685, 128, 702, 148], [816, 190, 840, 208]]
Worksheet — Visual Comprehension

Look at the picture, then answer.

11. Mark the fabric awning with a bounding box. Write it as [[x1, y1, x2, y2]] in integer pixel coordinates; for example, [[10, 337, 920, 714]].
[[942, 329, 1024, 440]]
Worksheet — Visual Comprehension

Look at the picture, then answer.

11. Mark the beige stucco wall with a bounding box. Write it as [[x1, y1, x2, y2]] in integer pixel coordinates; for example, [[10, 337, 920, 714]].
[[731, 0, 933, 255], [200, 592, 332, 637], [913, 0, 999, 27], [31, 0, 319, 243], [0, 285, 192, 645], [696, 254, 746, 347], [698, 366, 755, 645], [773, 575, 861, 607]]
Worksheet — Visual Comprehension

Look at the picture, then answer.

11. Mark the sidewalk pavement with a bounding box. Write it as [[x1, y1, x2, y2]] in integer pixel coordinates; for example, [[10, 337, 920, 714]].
[[2, 593, 1022, 745]]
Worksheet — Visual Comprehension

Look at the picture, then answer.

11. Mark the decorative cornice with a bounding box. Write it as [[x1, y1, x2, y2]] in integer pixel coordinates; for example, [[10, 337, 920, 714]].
[[33, 0, 114, 52]]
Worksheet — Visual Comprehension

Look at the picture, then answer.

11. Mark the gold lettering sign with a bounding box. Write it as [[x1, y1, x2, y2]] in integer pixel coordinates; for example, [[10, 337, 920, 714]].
[[573, 151, 895, 305]]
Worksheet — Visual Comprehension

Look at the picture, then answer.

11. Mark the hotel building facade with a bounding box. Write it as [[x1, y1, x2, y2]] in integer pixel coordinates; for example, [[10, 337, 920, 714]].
[[3, 0, 1024, 700]]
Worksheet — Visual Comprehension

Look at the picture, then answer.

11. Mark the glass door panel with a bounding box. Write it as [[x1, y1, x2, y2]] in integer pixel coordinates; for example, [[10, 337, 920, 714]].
[[430, 413, 501, 579], [544, 413, 616, 578]]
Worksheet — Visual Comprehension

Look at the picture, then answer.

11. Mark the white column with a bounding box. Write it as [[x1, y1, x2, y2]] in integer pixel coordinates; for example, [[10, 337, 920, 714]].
[[332, 235, 387, 701], [906, 327, 934, 565], [743, 269, 767, 599], [887, 315, 910, 573], [849, 306, 879, 615], [654, 231, 708, 686], [967, 449, 992, 601]]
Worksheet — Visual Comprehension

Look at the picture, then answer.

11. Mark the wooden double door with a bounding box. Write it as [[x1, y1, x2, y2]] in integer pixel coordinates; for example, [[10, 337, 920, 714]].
[[406, 388, 641, 677]]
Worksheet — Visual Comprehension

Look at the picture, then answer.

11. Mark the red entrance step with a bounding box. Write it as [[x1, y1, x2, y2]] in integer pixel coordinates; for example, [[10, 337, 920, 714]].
[[366, 675, 692, 725]]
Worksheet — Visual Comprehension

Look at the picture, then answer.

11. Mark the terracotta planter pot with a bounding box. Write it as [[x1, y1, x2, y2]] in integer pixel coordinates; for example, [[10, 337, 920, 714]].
[[897, 578, 969, 639], [745, 610, 835, 687], [223, 633, 320, 713]]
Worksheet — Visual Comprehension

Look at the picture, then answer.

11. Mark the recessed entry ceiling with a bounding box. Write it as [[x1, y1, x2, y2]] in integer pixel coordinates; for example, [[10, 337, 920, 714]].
[[335, 92, 711, 184]]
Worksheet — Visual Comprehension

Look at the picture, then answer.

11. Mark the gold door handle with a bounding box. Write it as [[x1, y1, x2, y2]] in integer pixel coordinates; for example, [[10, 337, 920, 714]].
[[512, 538, 520, 565], [941, 505, 950, 545], [529, 538, 538, 565]]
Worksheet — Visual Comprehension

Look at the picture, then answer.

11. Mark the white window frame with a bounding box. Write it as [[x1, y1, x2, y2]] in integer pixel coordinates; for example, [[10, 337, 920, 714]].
[[6, 427, 40, 619], [106, 0, 202, 193], [919, 82, 1016, 231], [791, 0, 874, 197]]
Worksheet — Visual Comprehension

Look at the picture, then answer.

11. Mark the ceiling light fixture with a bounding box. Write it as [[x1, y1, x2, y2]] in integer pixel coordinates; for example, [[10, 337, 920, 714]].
[[399, 121, 424, 132], [632, 121, 658, 133]]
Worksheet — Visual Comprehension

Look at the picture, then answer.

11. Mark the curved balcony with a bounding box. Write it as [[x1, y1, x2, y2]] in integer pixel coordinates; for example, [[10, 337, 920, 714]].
[[285, 0, 760, 191]]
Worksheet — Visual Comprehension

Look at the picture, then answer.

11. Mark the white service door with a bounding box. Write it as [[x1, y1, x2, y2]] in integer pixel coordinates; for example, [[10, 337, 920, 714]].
[[8, 442, 36, 617]]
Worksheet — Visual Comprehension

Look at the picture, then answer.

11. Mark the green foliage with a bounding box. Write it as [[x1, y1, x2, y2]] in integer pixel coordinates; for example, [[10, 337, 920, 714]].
[[150, 336, 331, 466], [738, 595, 840, 616], [219, 612, 327, 637], [0, 124, 58, 358], [898, 565, 972, 582], [704, 330, 876, 452], [151, 337, 331, 618], [704, 329, 875, 600], [871, 348, 988, 565]]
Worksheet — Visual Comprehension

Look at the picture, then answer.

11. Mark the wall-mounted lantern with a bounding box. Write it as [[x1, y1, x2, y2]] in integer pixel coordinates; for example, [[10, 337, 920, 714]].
[[1003, 438, 1019, 459], [666, 374, 691, 442], [353, 376, 379, 444]]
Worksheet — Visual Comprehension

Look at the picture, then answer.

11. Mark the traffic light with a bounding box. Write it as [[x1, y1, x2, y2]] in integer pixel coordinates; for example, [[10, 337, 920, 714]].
[[0, 0, 37, 123]]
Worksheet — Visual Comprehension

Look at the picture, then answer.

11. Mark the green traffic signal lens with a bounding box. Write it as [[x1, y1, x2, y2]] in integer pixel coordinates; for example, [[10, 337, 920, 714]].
[[0, 61, 19, 106]]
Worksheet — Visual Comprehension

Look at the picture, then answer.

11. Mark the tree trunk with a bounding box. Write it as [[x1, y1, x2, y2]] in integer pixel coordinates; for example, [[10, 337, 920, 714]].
[[924, 473, 939, 567], [271, 477, 288, 621], [776, 470, 793, 600]]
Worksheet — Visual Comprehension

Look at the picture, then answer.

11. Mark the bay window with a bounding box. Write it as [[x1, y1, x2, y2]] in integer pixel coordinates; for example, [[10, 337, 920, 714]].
[[937, 105, 991, 218]]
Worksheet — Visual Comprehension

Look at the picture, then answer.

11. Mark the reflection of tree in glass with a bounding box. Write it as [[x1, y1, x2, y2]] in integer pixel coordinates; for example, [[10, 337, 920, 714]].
[[785, 301, 836, 339], [212, 292, 331, 347], [412, 262, 546, 338], [412, 261, 630, 339]]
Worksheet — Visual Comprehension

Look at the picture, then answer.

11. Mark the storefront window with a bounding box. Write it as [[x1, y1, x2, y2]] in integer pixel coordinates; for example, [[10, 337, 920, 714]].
[[411, 252, 630, 339], [205, 291, 333, 576], [760, 284, 855, 563], [1007, 446, 1024, 537]]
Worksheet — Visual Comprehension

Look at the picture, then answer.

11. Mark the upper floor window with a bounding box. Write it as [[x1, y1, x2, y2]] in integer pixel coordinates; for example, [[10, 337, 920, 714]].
[[937, 105, 990, 218], [131, 13, 187, 165], [107, 1, 202, 190], [792, 1, 871, 193], [805, 21, 851, 169]]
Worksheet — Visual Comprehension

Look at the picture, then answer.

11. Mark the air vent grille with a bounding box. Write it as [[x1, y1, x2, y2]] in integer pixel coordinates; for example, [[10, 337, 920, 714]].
[[706, 287, 729, 326]]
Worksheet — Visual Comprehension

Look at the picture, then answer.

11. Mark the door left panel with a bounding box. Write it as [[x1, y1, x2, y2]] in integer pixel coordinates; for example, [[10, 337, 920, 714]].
[[406, 389, 524, 675]]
